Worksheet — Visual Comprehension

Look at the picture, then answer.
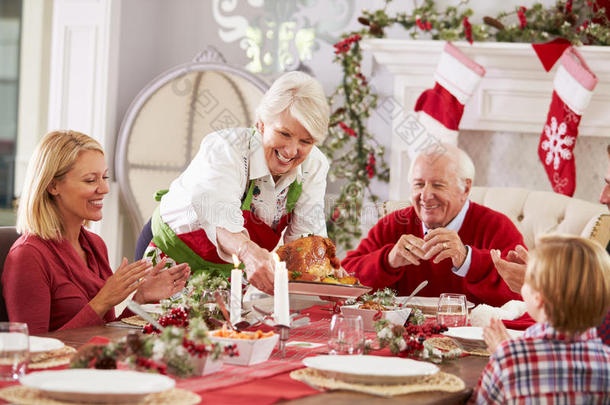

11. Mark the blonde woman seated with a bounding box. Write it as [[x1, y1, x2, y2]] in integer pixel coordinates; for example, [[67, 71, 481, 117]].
[[2, 131, 190, 333], [471, 235, 610, 404]]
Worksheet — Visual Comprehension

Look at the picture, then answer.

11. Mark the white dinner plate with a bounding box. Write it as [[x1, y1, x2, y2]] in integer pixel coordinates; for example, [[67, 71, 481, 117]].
[[303, 355, 439, 385], [442, 326, 523, 341], [139, 303, 164, 315], [29, 336, 64, 353], [289, 280, 371, 299], [442, 326, 524, 352], [20, 369, 175, 403]]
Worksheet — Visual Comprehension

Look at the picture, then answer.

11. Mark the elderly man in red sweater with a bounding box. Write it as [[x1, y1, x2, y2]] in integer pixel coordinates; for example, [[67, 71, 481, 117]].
[[342, 144, 522, 306]]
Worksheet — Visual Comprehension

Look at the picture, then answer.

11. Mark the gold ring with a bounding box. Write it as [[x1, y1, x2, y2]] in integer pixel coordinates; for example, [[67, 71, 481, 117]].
[[442, 242, 448, 250], [404, 244, 410, 251]]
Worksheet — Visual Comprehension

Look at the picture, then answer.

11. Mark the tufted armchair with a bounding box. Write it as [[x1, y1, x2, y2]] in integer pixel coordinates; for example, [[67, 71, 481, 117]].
[[378, 186, 610, 249]]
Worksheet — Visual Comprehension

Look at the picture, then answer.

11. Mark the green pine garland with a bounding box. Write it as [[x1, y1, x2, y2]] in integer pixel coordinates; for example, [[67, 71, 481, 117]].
[[322, 0, 609, 251]]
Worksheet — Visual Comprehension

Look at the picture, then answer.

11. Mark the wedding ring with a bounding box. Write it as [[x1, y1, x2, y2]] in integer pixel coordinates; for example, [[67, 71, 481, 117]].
[[173, 280, 176, 287], [404, 244, 410, 251], [442, 242, 448, 250]]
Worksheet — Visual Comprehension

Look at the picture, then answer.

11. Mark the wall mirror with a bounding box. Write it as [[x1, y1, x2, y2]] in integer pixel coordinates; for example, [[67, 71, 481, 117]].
[[115, 47, 269, 239]]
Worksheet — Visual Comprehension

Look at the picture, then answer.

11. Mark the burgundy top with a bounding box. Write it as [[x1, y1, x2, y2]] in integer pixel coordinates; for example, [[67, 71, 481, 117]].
[[342, 202, 523, 307], [2, 227, 121, 333]]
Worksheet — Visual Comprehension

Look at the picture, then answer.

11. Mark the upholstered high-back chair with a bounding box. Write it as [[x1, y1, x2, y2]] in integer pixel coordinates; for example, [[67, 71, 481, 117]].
[[0, 226, 20, 321], [378, 187, 609, 249], [115, 46, 269, 240]]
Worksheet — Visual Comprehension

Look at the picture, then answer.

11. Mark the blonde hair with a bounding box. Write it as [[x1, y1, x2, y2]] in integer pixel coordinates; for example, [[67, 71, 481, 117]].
[[17, 130, 104, 240], [526, 234, 610, 335], [255, 71, 329, 144]]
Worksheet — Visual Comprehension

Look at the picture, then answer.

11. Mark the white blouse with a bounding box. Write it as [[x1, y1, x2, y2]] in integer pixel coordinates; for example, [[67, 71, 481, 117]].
[[160, 127, 329, 261]]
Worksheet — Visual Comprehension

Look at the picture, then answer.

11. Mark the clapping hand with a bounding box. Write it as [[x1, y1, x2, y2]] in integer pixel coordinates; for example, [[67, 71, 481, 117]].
[[90, 258, 151, 316], [422, 228, 467, 268], [491, 245, 528, 293], [388, 228, 467, 269], [133, 258, 191, 303], [483, 318, 511, 353], [388, 234, 427, 268]]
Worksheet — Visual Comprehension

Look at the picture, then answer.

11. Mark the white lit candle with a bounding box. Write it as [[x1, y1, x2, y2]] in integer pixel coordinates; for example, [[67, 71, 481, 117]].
[[230, 254, 242, 325], [272, 253, 290, 326]]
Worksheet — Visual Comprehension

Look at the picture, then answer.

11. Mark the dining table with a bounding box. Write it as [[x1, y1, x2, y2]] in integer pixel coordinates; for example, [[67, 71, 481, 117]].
[[1, 303, 490, 405]]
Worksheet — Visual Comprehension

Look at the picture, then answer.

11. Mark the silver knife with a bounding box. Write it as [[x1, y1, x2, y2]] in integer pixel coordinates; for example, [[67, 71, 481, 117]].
[[126, 300, 165, 331]]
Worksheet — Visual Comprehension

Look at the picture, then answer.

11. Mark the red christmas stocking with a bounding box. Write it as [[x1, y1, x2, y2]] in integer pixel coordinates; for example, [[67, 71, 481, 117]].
[[413, 42, 485, 152], [538, 47, 598, 196]]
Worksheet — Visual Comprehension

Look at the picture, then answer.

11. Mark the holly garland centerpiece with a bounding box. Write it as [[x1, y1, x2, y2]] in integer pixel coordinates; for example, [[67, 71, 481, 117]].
[[345, 287, 426, 324], [373, 319, 461, 363], [323, 0, 610, 250], [154, 272, 230, 331], [71, 319, 238, 378]]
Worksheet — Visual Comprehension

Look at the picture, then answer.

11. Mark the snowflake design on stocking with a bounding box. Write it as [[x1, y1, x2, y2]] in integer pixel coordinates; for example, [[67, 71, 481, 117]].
[[541, 117, 575, 170]]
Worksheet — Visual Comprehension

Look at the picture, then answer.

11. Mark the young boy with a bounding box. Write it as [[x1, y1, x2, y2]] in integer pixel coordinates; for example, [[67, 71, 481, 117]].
[[471, 235, 610, 404]]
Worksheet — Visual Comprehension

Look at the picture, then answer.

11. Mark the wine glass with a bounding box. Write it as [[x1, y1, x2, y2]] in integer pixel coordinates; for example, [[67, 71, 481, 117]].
[[328, 314, 364, 355], [0, 322, 29, 381], [437, 293, 468, 327]]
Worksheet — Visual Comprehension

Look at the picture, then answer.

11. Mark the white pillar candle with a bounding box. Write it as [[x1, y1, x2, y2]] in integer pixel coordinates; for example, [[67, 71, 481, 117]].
[[273, 253, 290, 326], [230, 254, 242, 325]]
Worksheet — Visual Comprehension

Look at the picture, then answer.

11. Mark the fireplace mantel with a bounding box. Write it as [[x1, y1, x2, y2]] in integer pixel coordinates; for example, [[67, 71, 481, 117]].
[[361, 39, 610, 199]]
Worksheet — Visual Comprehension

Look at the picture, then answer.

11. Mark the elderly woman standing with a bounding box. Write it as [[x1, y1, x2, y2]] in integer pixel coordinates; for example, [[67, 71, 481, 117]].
[[2, 131, 190, 333], [145, 71, 330, 294]]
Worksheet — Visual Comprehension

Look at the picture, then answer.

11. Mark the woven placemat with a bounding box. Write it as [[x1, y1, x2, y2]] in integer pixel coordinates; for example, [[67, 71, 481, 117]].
[[121, 315, 148, 328], [29, 346, 77, 369], [290, 367, 465, 397], [0, 386, 200, 405], [426, 337, 490, 357]]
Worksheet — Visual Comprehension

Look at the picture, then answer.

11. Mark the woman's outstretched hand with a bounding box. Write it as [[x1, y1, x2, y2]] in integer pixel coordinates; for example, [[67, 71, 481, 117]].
[[89, 258, 151, 316], [133, 259, 191, 303], [239, 240, 275, 295]]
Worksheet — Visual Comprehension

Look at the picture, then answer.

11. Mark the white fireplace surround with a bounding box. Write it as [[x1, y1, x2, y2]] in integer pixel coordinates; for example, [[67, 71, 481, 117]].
[[361, 39, 610, 200]]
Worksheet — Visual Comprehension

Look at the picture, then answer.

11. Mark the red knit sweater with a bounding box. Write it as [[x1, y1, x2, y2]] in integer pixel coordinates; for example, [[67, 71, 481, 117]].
[[2, 228, 122, 333], [342, 202, 523, 306]]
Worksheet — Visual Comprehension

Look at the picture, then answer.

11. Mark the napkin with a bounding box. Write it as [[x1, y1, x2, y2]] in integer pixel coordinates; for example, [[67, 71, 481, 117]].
[[470, 300, 527, 327], [502, 312, 536, 330]]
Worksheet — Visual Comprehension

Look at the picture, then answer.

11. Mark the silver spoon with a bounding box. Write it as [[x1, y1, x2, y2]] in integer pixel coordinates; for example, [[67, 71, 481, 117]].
[[402, 280, 428, 305], [127, 300, 165, 331]]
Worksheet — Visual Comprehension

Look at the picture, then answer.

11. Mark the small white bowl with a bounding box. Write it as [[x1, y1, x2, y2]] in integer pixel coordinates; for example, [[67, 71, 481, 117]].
[[209, 331, 279, 366], [341, 304, 412, 331]]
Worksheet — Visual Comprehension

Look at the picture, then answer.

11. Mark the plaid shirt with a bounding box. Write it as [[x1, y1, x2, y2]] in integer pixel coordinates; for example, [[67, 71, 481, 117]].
[[470, 323, 610, 404], [598, 311, 610, 346]]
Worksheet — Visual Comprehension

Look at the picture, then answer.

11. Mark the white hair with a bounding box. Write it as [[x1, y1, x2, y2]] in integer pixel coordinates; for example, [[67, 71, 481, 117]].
[[407, 144, 475, 193], [255, 71, 329, 144]]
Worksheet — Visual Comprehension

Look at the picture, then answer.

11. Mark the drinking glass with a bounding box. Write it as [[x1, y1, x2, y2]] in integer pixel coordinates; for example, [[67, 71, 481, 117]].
[[437, 293, 468, 327], [0, 322, 29, 381], [328, 314, 364, 355], [201, 289, 230, 309]]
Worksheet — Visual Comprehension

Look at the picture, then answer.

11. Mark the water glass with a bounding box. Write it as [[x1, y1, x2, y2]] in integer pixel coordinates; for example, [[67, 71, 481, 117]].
[[328, 314, 364, 355], [437, 293, 468, 327], [201, 289, 230, 309], [0, 322, 29, 381]]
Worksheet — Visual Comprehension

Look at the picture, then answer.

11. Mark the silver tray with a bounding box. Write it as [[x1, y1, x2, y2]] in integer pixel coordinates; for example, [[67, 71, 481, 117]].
[[288, 280, 372, 299]]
